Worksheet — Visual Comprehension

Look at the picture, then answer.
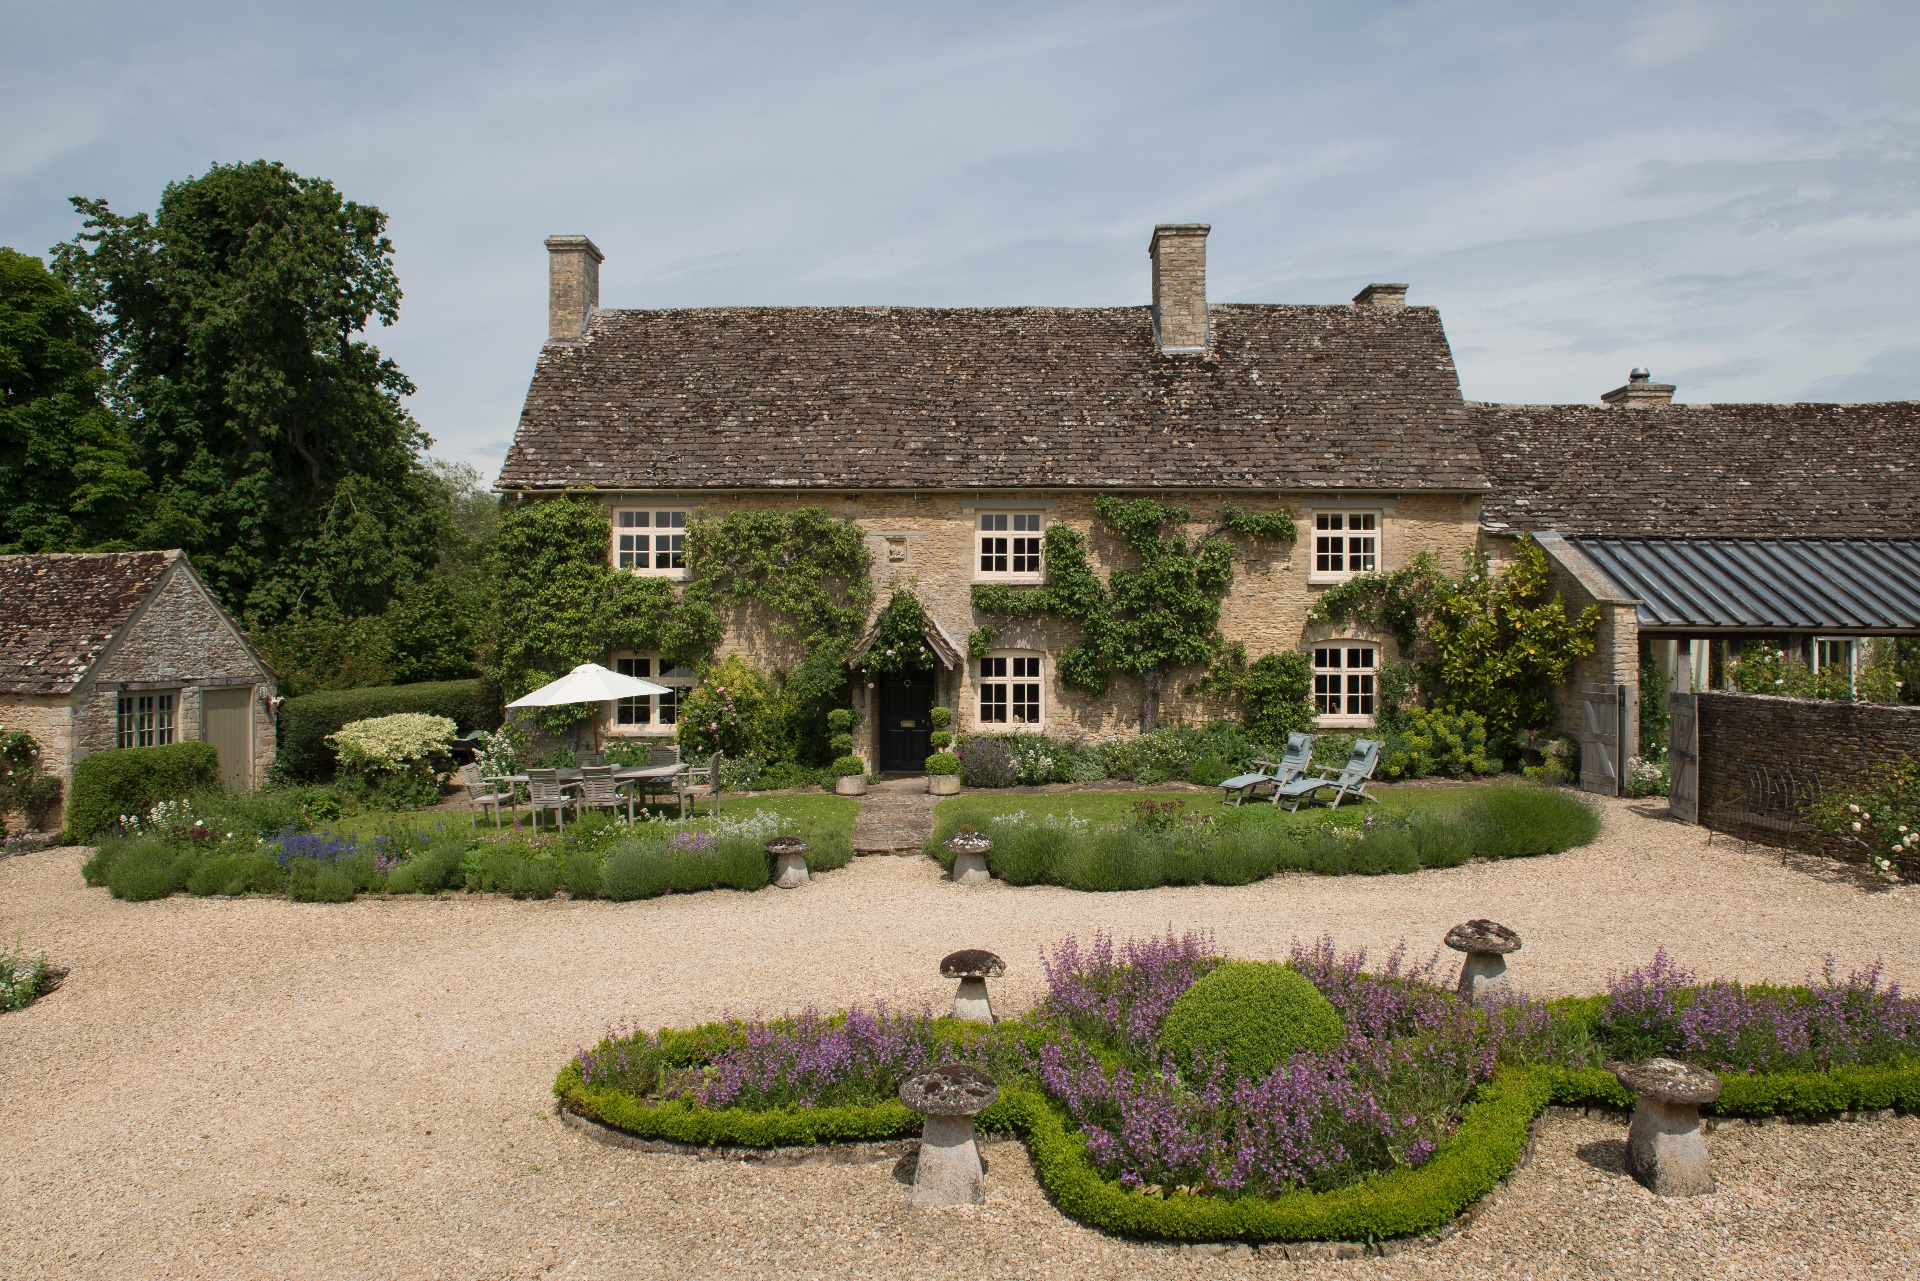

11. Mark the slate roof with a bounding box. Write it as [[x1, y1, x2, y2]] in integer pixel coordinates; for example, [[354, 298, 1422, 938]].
[[1573, 538, 1920, 632], [1476, 402, 1920, 538], [0, 551, 177, 695], [498, 304, 1487, 493]]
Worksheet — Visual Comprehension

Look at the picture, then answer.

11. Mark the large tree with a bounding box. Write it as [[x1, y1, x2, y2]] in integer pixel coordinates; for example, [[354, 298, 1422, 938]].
[[53, 160, 440, 621], [0, 247, 146, 552]]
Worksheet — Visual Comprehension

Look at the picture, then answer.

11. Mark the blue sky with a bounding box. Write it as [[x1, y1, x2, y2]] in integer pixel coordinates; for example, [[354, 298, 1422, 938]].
[[4, 1, 1916, 481]]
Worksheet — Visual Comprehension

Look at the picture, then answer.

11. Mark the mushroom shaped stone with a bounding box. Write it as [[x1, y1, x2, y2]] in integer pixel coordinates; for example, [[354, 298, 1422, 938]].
[[1613, 1057, 1722, 1197], [1443, 919, 1522, 1007], [943, 826, 994, 886], [898, 1063, 1000, 1207], [940, 949, 1005, 1023], [765, 836, 812, 889]]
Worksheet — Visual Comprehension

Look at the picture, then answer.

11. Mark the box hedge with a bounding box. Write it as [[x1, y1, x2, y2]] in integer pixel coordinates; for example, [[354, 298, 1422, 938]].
[[66, 742, 221, 841], [554, 1025, 1920, 1246], [277, 678, 499, 781]]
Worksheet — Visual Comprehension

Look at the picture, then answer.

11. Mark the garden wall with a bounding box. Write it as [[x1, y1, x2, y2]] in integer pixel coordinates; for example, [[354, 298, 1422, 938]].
[[1695, 691, 1920, 857]]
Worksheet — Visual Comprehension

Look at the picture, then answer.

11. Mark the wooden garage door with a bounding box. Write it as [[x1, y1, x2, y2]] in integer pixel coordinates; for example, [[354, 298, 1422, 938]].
[[202, 686, 254, 789]]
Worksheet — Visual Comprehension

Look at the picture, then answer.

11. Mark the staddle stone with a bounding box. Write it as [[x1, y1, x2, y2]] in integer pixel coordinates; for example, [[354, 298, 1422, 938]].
[[944, 828, 993, 886], [899, 1064, 999, 1208], [1613, 1058, 1722, 1197], [940, 949, 1004, 1023], [765, 836, 812, 889], [1444, 919, 1522, 1007]]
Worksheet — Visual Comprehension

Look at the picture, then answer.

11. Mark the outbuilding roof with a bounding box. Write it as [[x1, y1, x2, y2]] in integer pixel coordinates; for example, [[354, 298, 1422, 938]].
[[498, 304, 1487, 494], [1476, 402, 1920, 538], [0, 551, 178, 695], [1571, 537, 1920, 633]]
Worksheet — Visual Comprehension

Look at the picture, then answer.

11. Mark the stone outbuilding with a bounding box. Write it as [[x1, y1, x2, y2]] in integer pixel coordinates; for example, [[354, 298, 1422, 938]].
[[0, 551, 278, 821]]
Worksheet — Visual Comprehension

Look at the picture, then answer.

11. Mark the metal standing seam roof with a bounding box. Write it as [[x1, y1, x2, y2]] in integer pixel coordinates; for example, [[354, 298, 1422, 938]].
[[1570, 538, 1920, 632]]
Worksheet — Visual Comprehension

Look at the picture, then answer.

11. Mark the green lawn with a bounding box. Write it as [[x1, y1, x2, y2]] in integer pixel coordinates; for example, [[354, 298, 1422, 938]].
[[326, 791, 859, 845], [928, 783, 1469, 851]]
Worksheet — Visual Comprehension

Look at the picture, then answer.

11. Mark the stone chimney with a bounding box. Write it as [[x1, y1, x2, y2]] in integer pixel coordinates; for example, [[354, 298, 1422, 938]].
[[1601, 367, 1676, 408], [545, 235, 604, 342], [1352, 283, 1409, 309], [1149, 224, 1210, 354]]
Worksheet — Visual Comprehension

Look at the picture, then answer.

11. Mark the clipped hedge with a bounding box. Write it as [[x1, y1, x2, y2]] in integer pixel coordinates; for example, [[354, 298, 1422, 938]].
[[277, 678, 498, 780], [555, 1043, 1919, 1245], [65, 742, 220, 842]]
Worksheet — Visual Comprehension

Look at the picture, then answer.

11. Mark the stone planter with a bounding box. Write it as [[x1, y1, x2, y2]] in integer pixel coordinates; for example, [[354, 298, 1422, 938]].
[[834, 774, 868, 796], [928, 773, 961, 795]]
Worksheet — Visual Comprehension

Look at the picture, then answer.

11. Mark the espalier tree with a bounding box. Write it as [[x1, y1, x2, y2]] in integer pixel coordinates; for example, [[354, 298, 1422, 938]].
[[972, 496, 1296, 731]]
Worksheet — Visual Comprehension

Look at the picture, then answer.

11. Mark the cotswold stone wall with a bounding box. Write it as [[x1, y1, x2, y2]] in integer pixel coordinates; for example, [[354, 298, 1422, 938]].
[[589, 489, 1483, 748], [1695, 692, 1920, 857], [0, 695, 70, 833], [71, 568, 276, 785]]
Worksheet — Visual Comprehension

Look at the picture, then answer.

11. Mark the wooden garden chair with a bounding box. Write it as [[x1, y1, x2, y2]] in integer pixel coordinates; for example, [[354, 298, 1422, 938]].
[[524, 768, 577, 835], [676, 752, 722, 819], [576, 764, 629, 822], [458, 762, 513, 829]]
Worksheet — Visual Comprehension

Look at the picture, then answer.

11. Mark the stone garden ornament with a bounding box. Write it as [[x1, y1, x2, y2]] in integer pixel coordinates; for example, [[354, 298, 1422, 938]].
[[1613, 1057, 1722, 1197], [943, 827, 992, 886], [939, 949, 1004, 1023], [1444, 919, 1522, 1007], [898, 1063, 999, 1208], [765, 836, 811, 889]]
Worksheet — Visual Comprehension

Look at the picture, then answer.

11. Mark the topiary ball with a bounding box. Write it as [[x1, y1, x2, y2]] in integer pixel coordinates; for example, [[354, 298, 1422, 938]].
[[1158, 961, 1345, 1079]]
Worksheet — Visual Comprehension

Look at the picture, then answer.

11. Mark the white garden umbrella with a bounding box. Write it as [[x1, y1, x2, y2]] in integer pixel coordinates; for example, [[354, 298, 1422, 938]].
[[507, 662, 670, 707], [507, 662, 672, 754]]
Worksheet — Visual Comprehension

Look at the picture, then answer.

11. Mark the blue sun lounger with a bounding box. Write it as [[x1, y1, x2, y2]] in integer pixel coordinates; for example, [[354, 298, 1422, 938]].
[[1218, 732, 1315, 806], [1273, 739, 1383, 812]]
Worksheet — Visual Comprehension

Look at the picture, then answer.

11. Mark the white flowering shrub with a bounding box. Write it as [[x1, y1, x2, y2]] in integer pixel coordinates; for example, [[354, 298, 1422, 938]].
[[1624, 755, 1670, 799], [327, 714, 457, 775], [1808, 759, 1920, 882]]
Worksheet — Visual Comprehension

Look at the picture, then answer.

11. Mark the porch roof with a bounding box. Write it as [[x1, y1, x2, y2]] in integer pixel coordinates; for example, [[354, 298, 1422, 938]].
[[1570, 537, 1920, 633]]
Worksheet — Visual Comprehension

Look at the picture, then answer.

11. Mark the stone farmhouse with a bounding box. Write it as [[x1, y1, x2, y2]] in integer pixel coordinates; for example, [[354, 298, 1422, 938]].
[[0, 551, 279, 818], [498, 226, 1920, 771]]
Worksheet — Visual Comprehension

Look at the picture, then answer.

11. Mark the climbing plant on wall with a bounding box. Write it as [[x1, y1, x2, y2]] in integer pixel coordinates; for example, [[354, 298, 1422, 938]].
[[492, 496, 872, 732], [854, 590, 937, 678], [972, 497, 1297, 731], [1308, 534, 1600, 739]]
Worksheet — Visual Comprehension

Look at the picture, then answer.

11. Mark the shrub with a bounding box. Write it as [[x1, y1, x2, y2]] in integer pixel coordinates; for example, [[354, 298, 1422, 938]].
[[601, 837, 673, 900], [928, 729, 954, 750], [0, 729, 64, 831], [326, 712, 456, 812], [957, 735, 1019, 788], [1, 941, 54, 1013], [829, 754, 866, 778], [102, 834, 194, 901], [925, 751, 960, 776], [1099, 723, 1269, 785], [929, 706, 953, 729], [1806, 757, 1920, 881], [277, 678, 497, 781], [1378, 708, 1498, 780], [66, 742, 221, 841], [384, 831, 471, 894], [1467, 783, 1599, 858], [677, 655, 786, 760], [1158, 961, 1345, 1078], [474, 842, 561, 898]]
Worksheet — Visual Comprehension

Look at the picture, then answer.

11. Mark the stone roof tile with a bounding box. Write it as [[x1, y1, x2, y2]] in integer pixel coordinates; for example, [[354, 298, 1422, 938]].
[[0, 551, 176, 695], [498, 304, 1488, 493]]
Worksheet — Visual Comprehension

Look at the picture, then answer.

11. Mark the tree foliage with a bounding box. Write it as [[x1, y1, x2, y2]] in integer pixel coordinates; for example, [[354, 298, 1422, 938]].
[[1308, 535, 1600, 738], [53, 160, 439, 622], [0, 247, 146, 552], [973, 497, 1296, 730], [1189, 645, 1316, 742]]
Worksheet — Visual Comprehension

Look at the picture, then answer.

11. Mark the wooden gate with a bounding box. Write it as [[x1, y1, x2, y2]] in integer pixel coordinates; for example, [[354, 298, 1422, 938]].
[[1578, 683, 1625, 796], [1668, 663, 1700, 823]]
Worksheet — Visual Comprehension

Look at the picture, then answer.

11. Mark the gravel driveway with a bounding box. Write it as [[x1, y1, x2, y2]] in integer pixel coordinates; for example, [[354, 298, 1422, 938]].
[[3, 797, 1917, 1279]]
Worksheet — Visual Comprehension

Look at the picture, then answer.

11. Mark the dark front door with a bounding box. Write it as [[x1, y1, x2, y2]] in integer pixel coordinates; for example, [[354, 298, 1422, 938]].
[[878, 671, 935, 771]]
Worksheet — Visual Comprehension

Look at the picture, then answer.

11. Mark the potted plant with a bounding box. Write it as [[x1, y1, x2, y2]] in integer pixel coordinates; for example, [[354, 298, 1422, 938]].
[[831, 754, 869, 796], [926, 751, 961, 794]]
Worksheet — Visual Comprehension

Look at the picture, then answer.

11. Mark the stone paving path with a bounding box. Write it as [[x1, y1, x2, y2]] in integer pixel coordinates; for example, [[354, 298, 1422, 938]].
[[850, 777, 941, 855]]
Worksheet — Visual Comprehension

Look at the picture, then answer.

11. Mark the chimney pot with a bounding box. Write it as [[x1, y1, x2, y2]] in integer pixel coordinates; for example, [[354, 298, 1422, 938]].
[[1352, 283, 1409, 309], [545, 235, 604, 342], [1602, 367, 1675, 408], [1148, 223, 1210, 354]]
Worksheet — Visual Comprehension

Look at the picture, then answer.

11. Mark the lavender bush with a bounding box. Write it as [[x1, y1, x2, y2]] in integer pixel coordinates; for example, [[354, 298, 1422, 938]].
[[1599, 950, 1920, 1072]]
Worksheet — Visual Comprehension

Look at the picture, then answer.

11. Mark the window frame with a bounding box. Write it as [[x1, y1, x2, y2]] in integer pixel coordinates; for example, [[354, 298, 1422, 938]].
[[607, 654, 695, 735], [613, 508, 691, 578], [975, 651, 1045, 729], [1311, 644, 1378, 725], [1812, 636, 1858, 697], [116, 690, 178, 749], [1307, 510, 1381, 585], [973, 511, 1046, 583]]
